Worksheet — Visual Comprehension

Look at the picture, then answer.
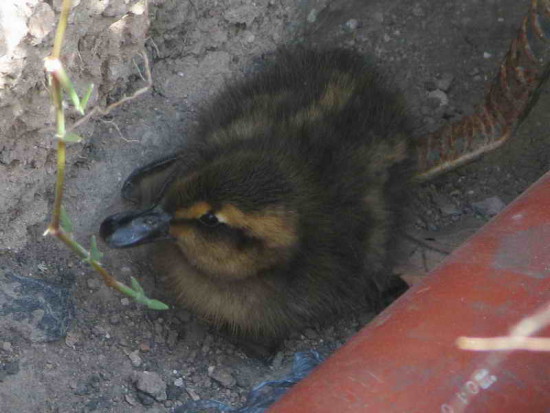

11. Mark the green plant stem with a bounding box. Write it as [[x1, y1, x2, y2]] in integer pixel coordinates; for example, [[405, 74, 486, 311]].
[[55, 225, 168, 309], [43, 0, 167, 310], [52, 0, 72, 59], [50, 76, 66, 231], [56, 229, 121, 290]]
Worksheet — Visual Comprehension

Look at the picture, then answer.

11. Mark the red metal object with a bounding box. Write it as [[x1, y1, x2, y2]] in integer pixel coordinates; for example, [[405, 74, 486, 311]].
[[271, 171, 550, 413]]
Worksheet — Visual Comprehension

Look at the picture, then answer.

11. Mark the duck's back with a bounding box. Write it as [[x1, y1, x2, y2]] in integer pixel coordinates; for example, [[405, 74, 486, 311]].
[[196, 48, 409, 152]]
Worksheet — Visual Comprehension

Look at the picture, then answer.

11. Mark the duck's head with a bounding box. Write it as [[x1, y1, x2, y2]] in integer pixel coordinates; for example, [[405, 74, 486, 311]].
[[100, 151, 301, 280]]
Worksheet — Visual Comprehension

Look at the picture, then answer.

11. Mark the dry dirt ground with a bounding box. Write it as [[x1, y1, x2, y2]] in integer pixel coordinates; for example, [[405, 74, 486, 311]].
[[1, 0, 549, 411]]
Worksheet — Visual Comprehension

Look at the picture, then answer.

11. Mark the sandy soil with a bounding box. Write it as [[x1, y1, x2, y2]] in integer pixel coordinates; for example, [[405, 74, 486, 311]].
[[0, 0, 548, 411]]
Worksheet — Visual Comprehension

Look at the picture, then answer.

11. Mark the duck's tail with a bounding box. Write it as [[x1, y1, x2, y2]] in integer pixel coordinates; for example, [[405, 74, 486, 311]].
[[415, 0, 550, 182]]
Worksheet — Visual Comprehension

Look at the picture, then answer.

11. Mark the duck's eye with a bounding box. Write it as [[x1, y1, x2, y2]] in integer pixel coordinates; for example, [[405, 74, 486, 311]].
[[198, 212, 220, 227]]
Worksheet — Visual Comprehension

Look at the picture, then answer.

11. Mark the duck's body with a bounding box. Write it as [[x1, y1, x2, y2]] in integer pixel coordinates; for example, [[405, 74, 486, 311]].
[[101, 48, 412, 341]]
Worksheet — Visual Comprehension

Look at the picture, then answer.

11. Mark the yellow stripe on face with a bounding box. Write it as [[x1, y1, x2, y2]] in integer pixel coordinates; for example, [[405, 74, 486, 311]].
[[217, 204, 297, 249], [174, 201, 212, 220]]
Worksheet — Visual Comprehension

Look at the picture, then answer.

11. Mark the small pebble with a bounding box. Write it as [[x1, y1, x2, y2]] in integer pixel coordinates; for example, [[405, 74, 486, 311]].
[[128, 350, 142, 367], [271, 352, 284, 370], [166, 330, 178, 348], [132, 371, 167, 401], [427, 89, 449, 106], [208, 366, 236, 388], [244, 31, 255, 43], [92, 325, 110, 339], [343, 19, 359, 32], [2, 342, 12, 352], [86, 278, 102, 290], [307, 9, 318, 23], [121, 298, 130, 306], [125, 393, 139, 406], [186, 387, 201, 401], [472, 196, 506, 216]]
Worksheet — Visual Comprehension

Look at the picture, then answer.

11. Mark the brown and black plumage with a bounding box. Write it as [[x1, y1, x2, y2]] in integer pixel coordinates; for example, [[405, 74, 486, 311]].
[[100, 0, 550, 347], [100, 48, 415, 342]]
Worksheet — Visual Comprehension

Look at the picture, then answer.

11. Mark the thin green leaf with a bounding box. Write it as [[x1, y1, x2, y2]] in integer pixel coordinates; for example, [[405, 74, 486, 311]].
[[145, 299, 170, 310], [53, 64, 83, 114], [81, 83, 94, 111], [60, 206, 73, 233], [130, 276, 145, 295], [89, 236, 103, 262], [115, 281, 168, 310], [60, 132, 83, 143], [117, 282, 138, 299]]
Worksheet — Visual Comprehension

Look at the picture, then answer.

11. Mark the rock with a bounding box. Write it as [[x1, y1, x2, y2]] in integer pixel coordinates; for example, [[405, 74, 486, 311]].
[[472, 197, 506, 216], [343, 19, 359, 32], [271, 352, 284, 370], [132, 371, 167, 402], [185, 387, 201, 401], [0, 271, 74, 343], [208, 366, 236, 388], [92, 325, 110, 339], [2, 342, 12, 352], [440, 202, 461, 216], [64, 331, 79, 349], [435, 73, 454, 92], [427, 90, 449, 107], [125, 393, 139, 407], [434, 194, 461, 216], [128, 350, 142, 368], [166, 330, 179, 348], [86, 278, 102, 290], [307, 9, 318, 23]]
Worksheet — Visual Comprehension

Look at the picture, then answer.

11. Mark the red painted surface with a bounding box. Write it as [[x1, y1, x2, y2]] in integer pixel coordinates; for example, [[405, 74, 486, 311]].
[[271, 172, 550, 413]]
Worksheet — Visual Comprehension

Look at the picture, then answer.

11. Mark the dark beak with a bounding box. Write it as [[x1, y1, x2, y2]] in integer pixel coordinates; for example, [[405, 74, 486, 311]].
[[100, 206, 173, 248]]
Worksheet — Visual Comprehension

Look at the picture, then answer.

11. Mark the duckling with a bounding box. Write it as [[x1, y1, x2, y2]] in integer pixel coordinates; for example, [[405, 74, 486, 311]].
[[99, 48, 416, 342]]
